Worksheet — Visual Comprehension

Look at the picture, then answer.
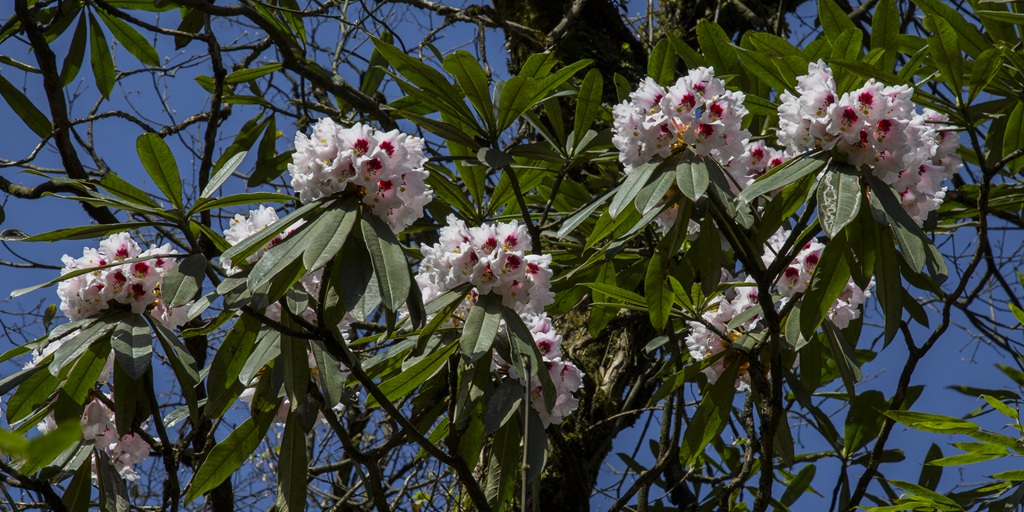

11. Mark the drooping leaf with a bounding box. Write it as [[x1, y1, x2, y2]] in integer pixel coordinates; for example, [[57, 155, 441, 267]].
[[136, 133, 183, 209], [276, 411, 308, 512], [817, 161, 862, 238], [680, 361, 741, 466], [184, 412, 276, 504], [459, 293, 502, 364], [110, 314, 152, 381], [96, 8, 159, 66], [572, 69, 603, 152], [59, 14, 88, 85], [0, 74, 51, 138], [361, 211, 411, 312], [88, 13, 115, 99], [161, 254, 206, 308]]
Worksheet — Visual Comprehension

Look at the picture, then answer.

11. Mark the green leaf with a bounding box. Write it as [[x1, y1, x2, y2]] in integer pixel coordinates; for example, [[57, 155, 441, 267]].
[[919, 443, 944, 490], [817, 162, 862, 238], [88, 13, 115, 99], [647, 38, 676, 85], [136, 133, 183, 209], [697, 20, 741, 77], [0, 73, 51, 138], [276, 411, 308, 512], [888, 480, 965, 510], [867, 174, 947, 283], [443, 51, 494, 131], [874, 228, 903, 345], [674, 152, 709, 202], [366, 339, 457, 408], [1003, 102, 1024, 173], [485, 419, 520, 509], [459, 293, 502, 364], [5, 367, 59, 423], [780, 465, 817, 507], [225, 62, 282, 84], [844, 390, 887, 456], [680, 361, 740, 467], [205, 314, 260, 418], [884, 410, 980, 434], [801, 232, 852, 339], [819, 0, 859, 42], [925, 16, 964, 100], [161, 254, 206, 308], [983, 394, 1018, 418], [361, 212, 411, 312], [250, 116, 286, 187], [111, 314, 152, 380], [98, 172, 160, 208], [59, 339, 112, 411], [738, 151, 828, 203], [151, 318, 201, 424], [496, 75, 539, 133], [969, 49, 1003, 103], [302, 201, 357, 273], [645, 252, 673, 330], [96, 8, 159, 66], [184, 413, 276, 504], [871, 0, 900, 72], [371, 36, 478, 129], [96, 450, 130, 512], [572, 69, 603, 153], [60, 14, 88, 85], [610, 160, 657, 218], [63, 458, 92, 511], [736, 46, 793, 93], [200, 151, 247, 199], [911, 0, 988, 57]]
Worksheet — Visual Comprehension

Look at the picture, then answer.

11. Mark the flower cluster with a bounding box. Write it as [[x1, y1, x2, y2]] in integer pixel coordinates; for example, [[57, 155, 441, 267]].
[[726, 141, 787, 190], [685, 275, 764, 391], [76, 398, 151, 481], [221, 205, 304, 275], [416, 215, 554, 314], [288, 118, 432, 233], [222, 205, 352, 330], [494, 313, 584, 426], [763, 229, 874, 328], [417, 218, 581, 427], [57, 232, 187, 328], [612, 68, 750, 173], [778, 60, 961, 223]]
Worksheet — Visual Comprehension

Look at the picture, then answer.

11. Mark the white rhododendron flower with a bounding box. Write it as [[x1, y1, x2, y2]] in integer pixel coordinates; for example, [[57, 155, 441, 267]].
[[288, 118, 432, 233], [685, 276, 763, 392], [417, 217, 581, 427], [56, 232, 187, 328], [612, 68, 750, 174], [80, 398, 151, 481], [416, 215, 554, 314], [223, 206, 354, 418], [763, 228, 874, 328], [220, 205, 305, 275], [777, 60, 961, 224]]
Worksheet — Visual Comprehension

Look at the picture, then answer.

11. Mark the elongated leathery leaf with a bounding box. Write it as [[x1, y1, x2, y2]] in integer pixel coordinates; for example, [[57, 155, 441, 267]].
[[460, 293, 502, 364], [680, 361, 741, 466], [817, 161, 862, 238], [184, 412, 276, 504], [361, 212, 411, 312]]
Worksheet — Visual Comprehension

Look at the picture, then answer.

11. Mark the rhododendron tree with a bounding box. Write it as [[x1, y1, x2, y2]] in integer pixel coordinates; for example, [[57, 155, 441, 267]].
[[2, 0, 1024, 511]]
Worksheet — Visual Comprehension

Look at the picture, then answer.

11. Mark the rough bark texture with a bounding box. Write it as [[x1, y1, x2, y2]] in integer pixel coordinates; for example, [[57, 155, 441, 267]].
[[539, 308, 659, 511], [492, 0, 648, 102]]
